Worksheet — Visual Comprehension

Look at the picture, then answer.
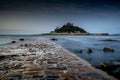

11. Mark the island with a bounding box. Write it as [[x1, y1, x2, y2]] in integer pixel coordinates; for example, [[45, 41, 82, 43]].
[[49, 22, 109, 36], [50, 22, 88, 35]]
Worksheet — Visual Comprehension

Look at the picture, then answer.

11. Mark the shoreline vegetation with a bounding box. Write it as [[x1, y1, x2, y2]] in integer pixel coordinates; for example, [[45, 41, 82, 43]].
[[0, 38, 117, 80]]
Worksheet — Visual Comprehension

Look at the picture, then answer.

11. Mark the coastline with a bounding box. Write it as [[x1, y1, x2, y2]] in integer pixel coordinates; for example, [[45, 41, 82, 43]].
[[41, 32, 109, 36], [0, 37, 117, 80]]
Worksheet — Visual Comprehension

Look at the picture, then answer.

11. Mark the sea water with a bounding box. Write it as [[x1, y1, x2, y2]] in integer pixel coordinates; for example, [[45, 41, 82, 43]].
[[1, 35, 120, 79], [44, 35, 120, 66], [0, 35, 120, 66]]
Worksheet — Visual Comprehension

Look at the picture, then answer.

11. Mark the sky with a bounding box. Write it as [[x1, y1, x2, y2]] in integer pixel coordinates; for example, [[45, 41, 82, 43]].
[[0, 0, 120, 34]]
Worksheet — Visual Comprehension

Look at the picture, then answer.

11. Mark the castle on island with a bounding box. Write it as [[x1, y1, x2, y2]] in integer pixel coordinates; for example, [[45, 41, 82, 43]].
[[50, 22, 109, 35], [51, 22, 89, 35]]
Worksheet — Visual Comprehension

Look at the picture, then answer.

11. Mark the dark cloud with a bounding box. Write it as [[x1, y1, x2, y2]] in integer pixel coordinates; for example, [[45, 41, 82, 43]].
[[0, 0, 120, 34], [0, 0, 120, 11]]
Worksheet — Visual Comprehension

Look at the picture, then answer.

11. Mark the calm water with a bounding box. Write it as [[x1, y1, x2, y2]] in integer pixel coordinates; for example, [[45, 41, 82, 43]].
[[0, 35, 120, 66], [44, 35, 120, 66], [0, 35, 35, 45]]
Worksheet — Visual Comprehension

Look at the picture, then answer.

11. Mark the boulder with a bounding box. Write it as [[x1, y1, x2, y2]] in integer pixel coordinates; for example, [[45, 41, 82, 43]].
[[19, 38, 24, 41], [50, 38, 57, 41], [101, 39, 118, 41], [103, 47, 114, 52], [80, 50, 82, 53], [21, 44, 24, 46], [24, 44, 28, 47], [11, 41, 16, 43], [86, 48, 93, 53]]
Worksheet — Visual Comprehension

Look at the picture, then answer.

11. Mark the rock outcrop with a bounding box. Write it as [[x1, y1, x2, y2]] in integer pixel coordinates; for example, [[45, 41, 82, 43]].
[[103, 47, 114, 52]]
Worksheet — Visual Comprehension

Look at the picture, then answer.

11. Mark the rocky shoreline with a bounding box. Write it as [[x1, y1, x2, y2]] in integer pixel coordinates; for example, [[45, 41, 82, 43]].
[[0, 38, 117, 80]]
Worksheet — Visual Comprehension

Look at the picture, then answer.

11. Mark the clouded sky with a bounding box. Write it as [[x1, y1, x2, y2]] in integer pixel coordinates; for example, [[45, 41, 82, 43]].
[[0, 0, 120, 34]]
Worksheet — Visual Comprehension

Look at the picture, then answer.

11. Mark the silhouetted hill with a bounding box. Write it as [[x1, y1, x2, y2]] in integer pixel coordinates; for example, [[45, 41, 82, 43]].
[[53, 22, 87, 33]]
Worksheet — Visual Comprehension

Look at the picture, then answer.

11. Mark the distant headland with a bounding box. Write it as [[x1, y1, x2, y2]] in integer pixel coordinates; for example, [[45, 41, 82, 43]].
[[48, 22, 109, 36]]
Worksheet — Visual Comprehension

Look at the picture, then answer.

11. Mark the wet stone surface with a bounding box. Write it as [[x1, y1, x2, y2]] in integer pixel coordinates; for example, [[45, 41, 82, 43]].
[[0, 38, 117, 80]]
